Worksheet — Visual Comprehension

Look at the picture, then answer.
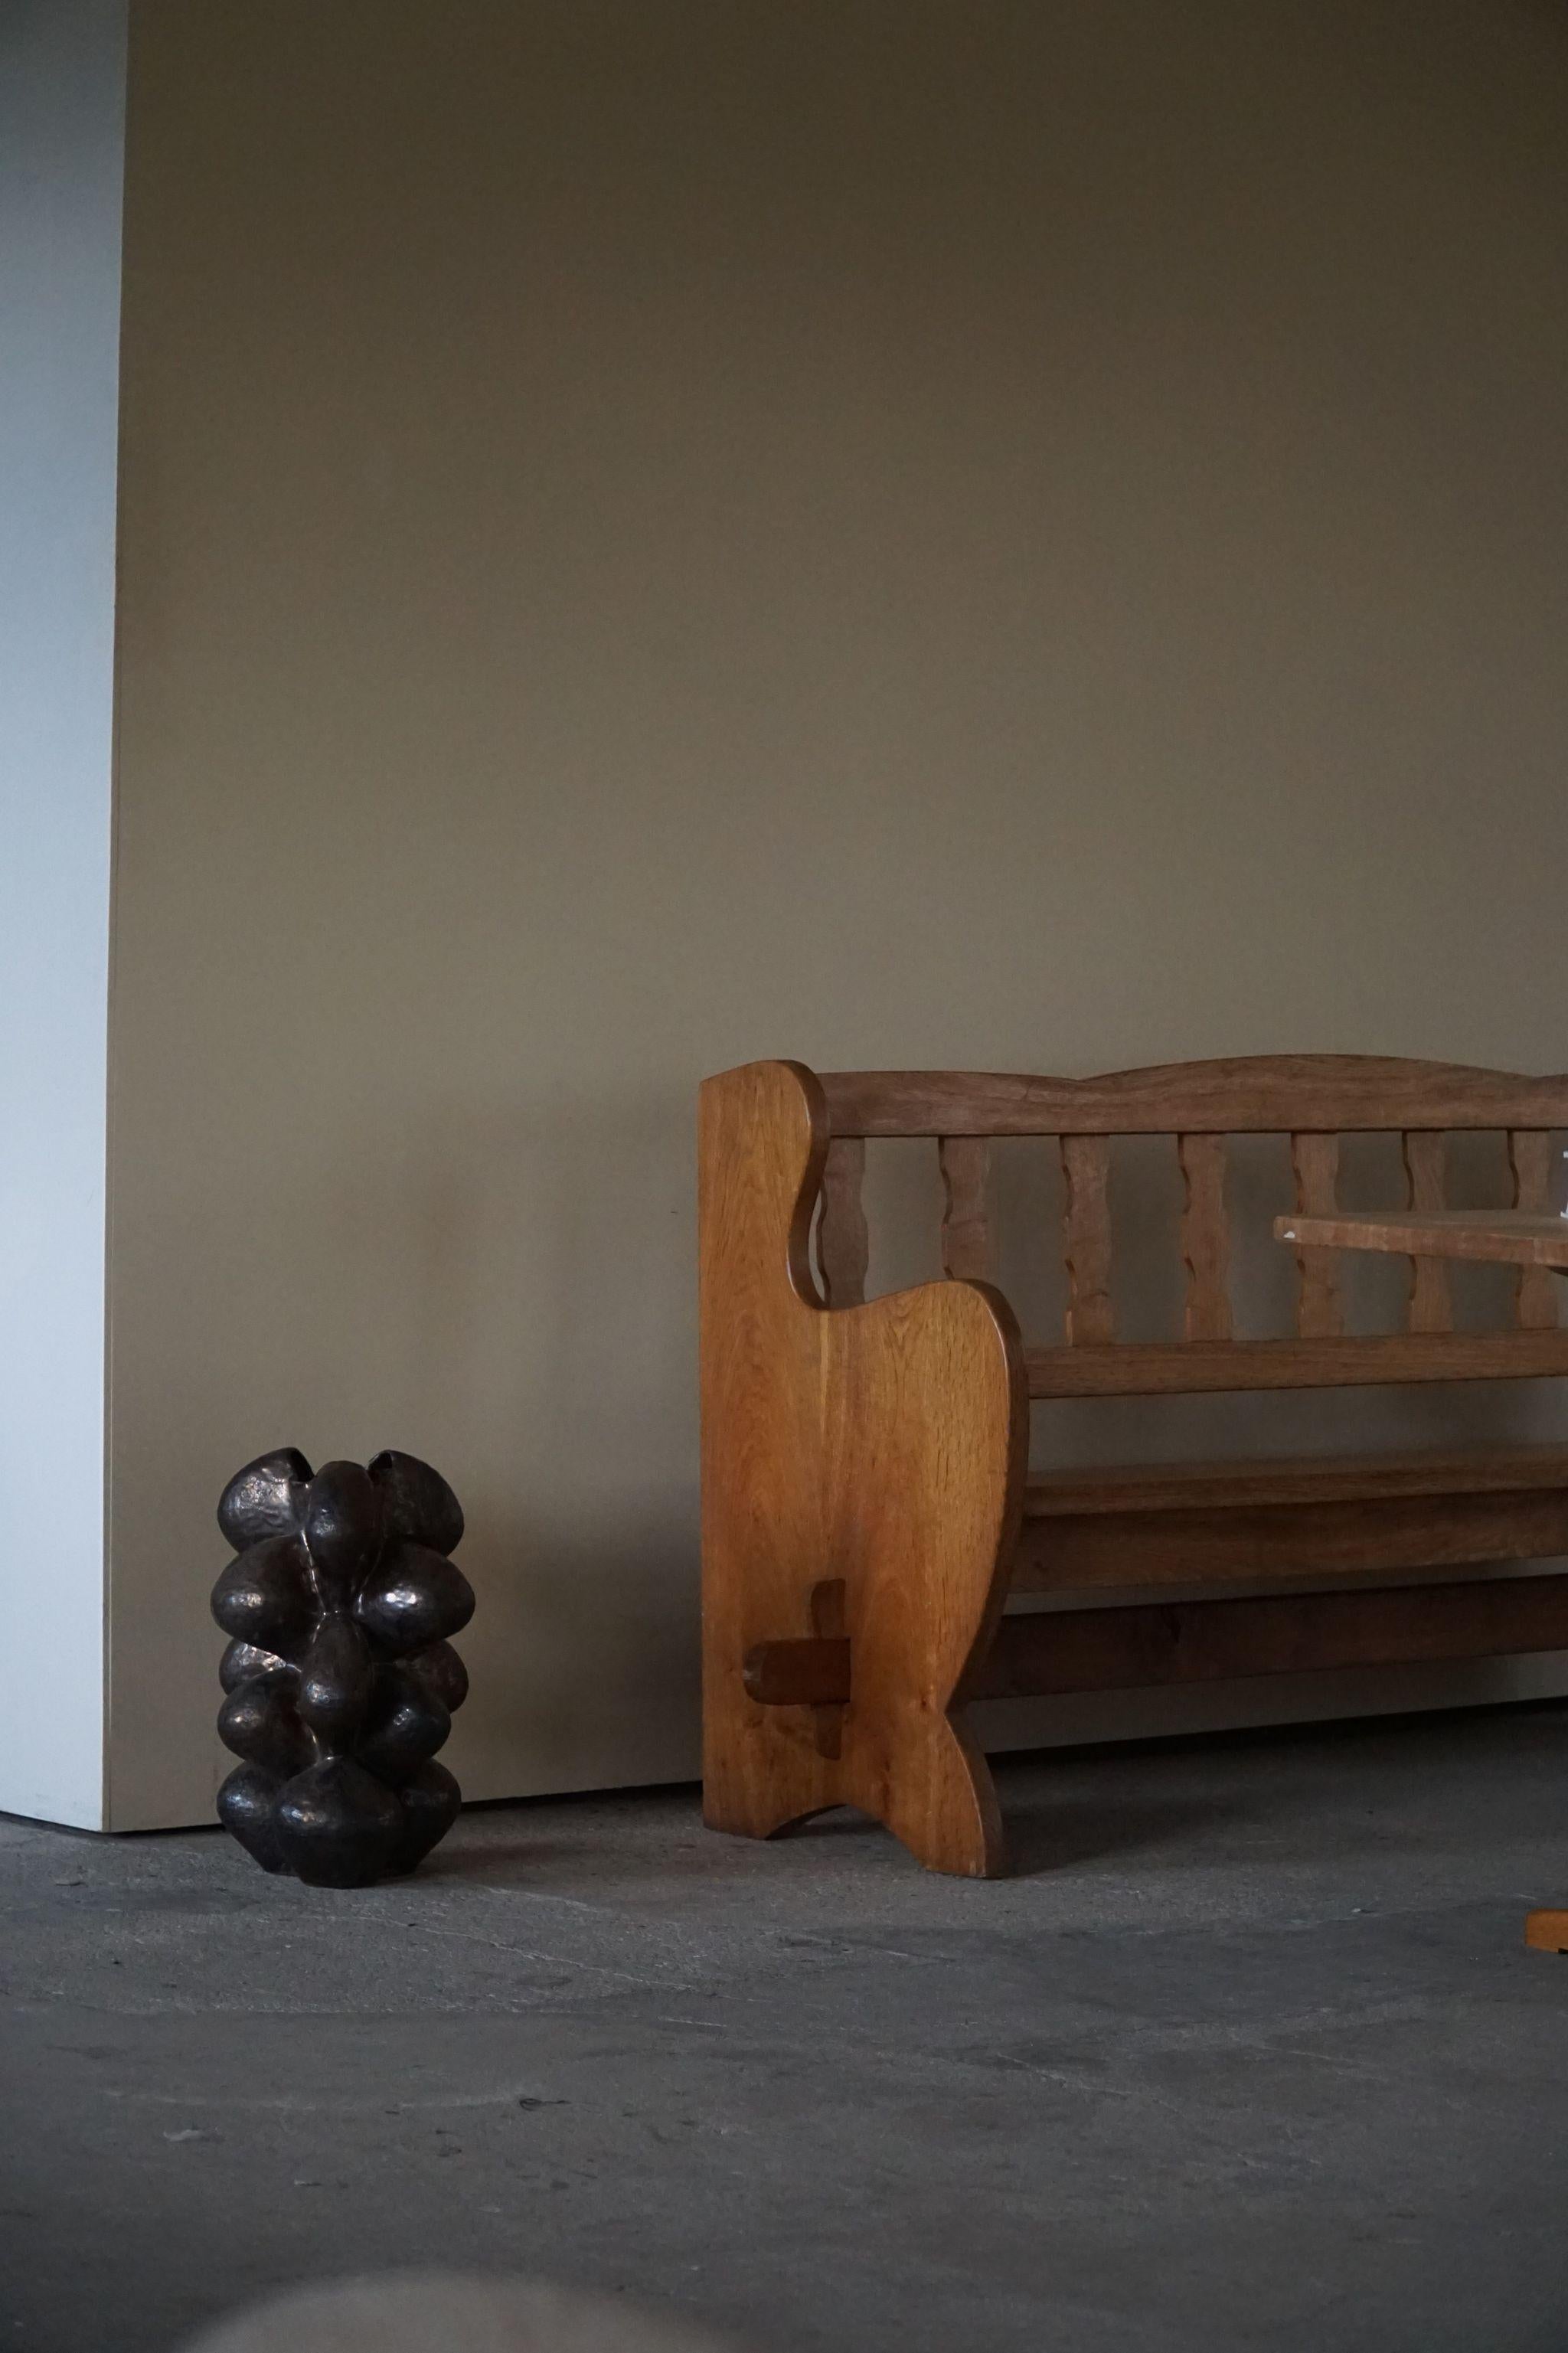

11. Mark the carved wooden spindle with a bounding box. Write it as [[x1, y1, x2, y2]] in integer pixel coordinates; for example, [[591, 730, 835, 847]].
[[1179, 1132, 1232, 1342], [818, 1136, 869, 1308], [1290, 1131, 1341, 1338], [1401, 1130, 1452, 1335], [1061, 1135, 1114, 1344], [938, 1137, 991, 1282], [1510, 1130, 1559, 1330]]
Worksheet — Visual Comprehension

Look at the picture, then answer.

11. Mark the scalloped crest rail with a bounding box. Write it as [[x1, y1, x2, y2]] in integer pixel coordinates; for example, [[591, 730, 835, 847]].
[[698, 1054, 1568, 1877]]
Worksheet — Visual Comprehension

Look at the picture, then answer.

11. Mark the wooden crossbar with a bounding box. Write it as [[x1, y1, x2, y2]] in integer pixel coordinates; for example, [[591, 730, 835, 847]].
[[743, 1574, 1568, 1710]]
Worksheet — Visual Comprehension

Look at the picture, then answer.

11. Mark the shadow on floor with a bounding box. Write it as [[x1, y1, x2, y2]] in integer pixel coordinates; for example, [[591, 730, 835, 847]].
[[1004, 1793, 1239, 1875]]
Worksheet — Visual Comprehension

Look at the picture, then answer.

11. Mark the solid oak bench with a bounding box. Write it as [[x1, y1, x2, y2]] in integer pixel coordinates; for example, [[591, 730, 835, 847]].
[[697, 1055, 1568, 1875]]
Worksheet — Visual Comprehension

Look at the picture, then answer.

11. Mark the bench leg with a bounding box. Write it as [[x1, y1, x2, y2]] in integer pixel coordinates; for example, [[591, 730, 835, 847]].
[[703, 1602, 1008, 1877], [699, 1060, 1026, 1879], [852, 1705, 1005, 1879]]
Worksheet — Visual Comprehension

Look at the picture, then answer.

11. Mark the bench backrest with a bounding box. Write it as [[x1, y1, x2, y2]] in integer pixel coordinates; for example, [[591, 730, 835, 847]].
[[815, 1055, 1568, 1397]]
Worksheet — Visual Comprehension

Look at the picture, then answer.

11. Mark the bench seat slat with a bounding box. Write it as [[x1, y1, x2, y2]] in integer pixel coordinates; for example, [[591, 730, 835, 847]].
[[1024, 1444, 1568, 1518], [1024, 1331, 1568, 1396], [1016, 1446, 1568, 1591], [1014, 1488, 1568, 1592]]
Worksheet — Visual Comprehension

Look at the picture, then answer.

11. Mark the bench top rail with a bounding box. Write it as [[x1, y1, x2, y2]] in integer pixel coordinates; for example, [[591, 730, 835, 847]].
[[820, 1056, 1568, 1138]]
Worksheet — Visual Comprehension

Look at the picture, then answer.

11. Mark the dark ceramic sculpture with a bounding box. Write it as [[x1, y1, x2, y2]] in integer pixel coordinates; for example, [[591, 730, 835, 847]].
[[211, 1449, 473, 1886]]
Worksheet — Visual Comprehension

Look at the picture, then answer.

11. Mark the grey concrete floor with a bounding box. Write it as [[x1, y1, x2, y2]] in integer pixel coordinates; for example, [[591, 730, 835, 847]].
[[5, 1707, 1568, 2353]]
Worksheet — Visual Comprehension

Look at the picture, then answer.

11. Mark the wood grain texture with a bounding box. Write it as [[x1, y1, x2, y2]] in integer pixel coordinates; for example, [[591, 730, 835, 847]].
[[1402, 1131, 1452, 1335], [1292, 1132, 1342, 1338], [1025, 1330, 1568, 1396], [698, 1061, 1027, 1878], [1510, 1131, 1560, 1330], [1179, 1132, 1232, 1341], [1060, 1135, 1114, 1345], [1275, 1210, 1568, 1271], [816, 1135, 868, 1309], [938, 1136, 991, 1282], [744, 1572, 1568, 1707], [821, 1057, 1568, 1139]]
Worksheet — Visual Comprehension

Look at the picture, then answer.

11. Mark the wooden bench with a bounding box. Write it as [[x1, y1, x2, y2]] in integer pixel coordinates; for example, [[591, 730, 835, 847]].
[[697, 1055, 1568, 1876]]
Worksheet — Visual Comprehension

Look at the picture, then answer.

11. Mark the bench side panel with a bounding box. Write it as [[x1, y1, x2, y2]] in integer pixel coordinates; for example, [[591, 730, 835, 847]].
[[698, 1060, 1027, 1875]]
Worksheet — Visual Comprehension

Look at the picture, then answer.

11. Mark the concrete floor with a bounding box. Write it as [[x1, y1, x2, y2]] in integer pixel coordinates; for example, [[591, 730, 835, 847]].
[[4, 1707, 1568, 2353]]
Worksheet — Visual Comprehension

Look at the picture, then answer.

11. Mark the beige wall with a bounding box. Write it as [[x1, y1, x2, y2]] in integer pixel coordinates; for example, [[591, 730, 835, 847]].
[[109, 0, 1568, 1827]]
